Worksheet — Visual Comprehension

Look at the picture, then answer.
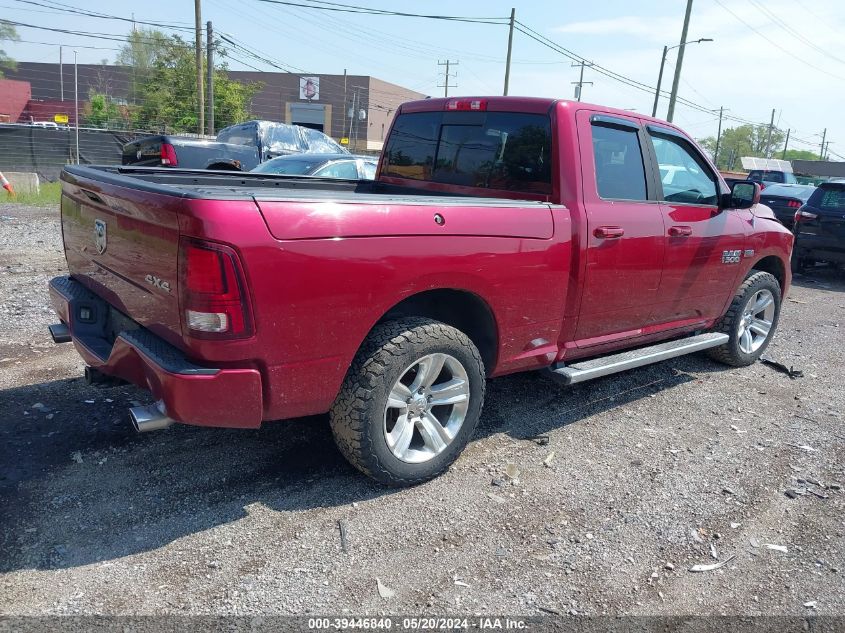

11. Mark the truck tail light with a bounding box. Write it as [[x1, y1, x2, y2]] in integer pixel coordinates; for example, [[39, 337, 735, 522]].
[[179, 238, 254, 339], [161, 143, 178, 166], [445, 98, 487, 111], [786, 199, 801, 209]]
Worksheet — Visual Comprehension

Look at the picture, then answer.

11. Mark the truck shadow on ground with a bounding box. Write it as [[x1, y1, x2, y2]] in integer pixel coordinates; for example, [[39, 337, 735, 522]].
[[0, 353, 716, 573], [791, 265, 845, 293]]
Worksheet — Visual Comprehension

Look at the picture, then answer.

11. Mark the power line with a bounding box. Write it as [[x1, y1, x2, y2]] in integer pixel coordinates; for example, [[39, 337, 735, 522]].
[[512, 18, 806, 135], [744, 0, 845, 66], [12, 38, 121, 50], [11, 0, 195, 32], [711, 0, 845, 81], [251, 0, 508, 24]]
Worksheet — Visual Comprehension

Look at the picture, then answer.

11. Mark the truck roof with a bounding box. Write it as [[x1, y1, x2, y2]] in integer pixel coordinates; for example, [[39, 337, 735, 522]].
[[398, 96, 679, 127]]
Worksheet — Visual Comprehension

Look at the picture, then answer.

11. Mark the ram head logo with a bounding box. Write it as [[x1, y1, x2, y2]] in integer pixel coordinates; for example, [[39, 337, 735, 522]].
[[94, 219, 107, 255]]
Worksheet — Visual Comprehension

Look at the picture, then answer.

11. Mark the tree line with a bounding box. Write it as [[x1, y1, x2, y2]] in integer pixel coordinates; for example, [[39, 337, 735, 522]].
[[699, 124, 821, 171], [84, 28, 262, 134]]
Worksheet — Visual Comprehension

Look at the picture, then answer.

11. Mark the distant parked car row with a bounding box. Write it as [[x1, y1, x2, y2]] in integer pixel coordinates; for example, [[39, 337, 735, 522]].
[[121, 120, 383, 182], [719, 167, 843, 272], [122, 120, 351, 172], [252, 153, 378, 179]]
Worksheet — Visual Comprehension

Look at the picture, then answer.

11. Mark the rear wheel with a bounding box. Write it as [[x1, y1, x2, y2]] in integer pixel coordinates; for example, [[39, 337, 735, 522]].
[[708, 271, 781, 367], [330, 317, 485, 486]]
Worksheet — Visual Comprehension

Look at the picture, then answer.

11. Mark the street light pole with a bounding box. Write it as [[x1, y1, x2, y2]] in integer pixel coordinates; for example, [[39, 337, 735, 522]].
[[714, 106, 725, 166], [667, 0, 694, 123], [503, 7, 515, 96], [652, 38, 712, 119], [651, 46, 668, 117]]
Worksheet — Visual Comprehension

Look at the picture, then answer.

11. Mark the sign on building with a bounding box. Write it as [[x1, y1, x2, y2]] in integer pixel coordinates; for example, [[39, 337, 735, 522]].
[[299, 77, 319, 101]]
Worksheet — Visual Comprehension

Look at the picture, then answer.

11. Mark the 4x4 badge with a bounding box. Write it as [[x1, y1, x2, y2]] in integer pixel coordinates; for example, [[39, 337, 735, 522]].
[[94, 219, 107, 255]]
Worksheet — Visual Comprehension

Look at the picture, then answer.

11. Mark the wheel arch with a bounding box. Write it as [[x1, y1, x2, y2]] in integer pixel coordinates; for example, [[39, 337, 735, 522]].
[[750, 254, 787, 291], [375, 288, 499, 375]]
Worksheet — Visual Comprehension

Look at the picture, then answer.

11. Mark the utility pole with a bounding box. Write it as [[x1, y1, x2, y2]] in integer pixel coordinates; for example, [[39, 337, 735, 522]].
[[571, 61, 593, 101], [714, 106, 725, 166], [667, 0, 693, 123], [74, 50, 79, 164], [781, 128, 790, 160], [651, 46, 668, 117], [59, 46, 63, 101], [194, 0, 204, 136], [503, 7, 515, 96], [764, 108, 775, 158], [206, 21, 214, 135], [437, 60, 458, 98], [820, 128, 827, 160], [348, 87, 360, 151]]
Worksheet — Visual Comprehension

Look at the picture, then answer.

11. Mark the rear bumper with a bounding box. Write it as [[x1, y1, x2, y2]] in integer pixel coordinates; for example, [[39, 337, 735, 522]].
[[48, 276, 263, 428], [795, 234, 845, 263]]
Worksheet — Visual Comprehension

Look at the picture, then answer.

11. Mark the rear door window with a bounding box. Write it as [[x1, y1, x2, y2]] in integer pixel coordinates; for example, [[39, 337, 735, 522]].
[[382, 111, 552, 194], [591, 123, 648, 201]]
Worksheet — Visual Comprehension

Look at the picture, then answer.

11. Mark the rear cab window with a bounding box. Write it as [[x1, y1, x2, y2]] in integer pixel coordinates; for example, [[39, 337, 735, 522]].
[[749, 170, 797, 184], [217, 124, 256, 146], [381, 110, 552, 195]]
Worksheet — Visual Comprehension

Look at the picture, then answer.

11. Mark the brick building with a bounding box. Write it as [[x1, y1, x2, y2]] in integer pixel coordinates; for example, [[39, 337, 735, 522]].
[[2, 62, 427, 151]]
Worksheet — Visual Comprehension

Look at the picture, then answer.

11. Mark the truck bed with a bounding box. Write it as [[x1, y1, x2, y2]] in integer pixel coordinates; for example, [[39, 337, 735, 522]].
[[63, 165, 552, 208]]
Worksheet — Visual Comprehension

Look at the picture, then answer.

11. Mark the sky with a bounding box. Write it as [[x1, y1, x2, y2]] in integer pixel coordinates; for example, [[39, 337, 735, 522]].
[[4, 0, 843, 157]]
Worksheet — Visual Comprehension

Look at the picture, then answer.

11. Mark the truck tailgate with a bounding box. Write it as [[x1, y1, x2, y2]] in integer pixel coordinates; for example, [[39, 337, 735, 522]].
[[60, 172, 184, 346]]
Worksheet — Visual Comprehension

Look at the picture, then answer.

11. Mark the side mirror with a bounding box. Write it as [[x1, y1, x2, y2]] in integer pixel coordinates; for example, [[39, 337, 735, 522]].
[[723, 181, 760, 210]]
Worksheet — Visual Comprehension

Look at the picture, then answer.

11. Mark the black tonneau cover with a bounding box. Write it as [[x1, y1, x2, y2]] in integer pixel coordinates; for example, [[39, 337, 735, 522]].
[[61, 165, 552, 208]]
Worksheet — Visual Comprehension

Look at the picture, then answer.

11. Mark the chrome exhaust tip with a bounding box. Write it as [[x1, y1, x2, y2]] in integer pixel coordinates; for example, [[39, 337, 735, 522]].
[[129, 400, 174, 433]]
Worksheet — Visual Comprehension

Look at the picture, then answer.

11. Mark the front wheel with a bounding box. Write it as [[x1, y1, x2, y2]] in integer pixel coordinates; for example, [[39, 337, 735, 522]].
[[708, 271, 782, 367], [330, 317, 486, 486]]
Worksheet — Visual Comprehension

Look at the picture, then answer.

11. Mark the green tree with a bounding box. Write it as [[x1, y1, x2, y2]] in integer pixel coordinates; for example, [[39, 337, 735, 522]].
[[85, 92, 125, 129], [116, 28, 171, 104], [699, 124, 787, 171], [0, 21, 19, 77], [783, 149, 819, 161], [127, 32, 261, 134]]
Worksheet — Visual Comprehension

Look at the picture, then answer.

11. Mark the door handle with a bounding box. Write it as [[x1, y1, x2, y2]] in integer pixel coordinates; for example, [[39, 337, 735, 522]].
[[594, 226, 625, 239], [668, 225, 693, 237]]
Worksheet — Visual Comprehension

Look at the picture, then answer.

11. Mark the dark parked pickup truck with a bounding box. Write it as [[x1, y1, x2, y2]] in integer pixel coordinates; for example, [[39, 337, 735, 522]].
[[122, 120, 347, 171], [50, 97, 793, 485]]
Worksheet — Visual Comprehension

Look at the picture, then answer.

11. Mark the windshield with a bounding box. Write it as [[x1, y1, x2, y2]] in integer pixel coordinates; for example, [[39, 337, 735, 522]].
[[252, 156, 327, 175], [301, 127, 348, 154]]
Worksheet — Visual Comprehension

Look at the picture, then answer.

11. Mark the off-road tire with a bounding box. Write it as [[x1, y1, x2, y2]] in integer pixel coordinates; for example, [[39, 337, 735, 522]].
[[708, 271, 782, 367], [330, 317, 486, 486]]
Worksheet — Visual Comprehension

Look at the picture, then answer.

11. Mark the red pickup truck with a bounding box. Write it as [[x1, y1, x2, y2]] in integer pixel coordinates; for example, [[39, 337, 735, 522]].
[[49, 97, 793, 485]]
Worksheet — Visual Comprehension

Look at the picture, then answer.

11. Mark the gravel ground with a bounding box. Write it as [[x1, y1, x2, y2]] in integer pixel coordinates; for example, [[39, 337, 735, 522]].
[[1, 202, 844, 617]]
